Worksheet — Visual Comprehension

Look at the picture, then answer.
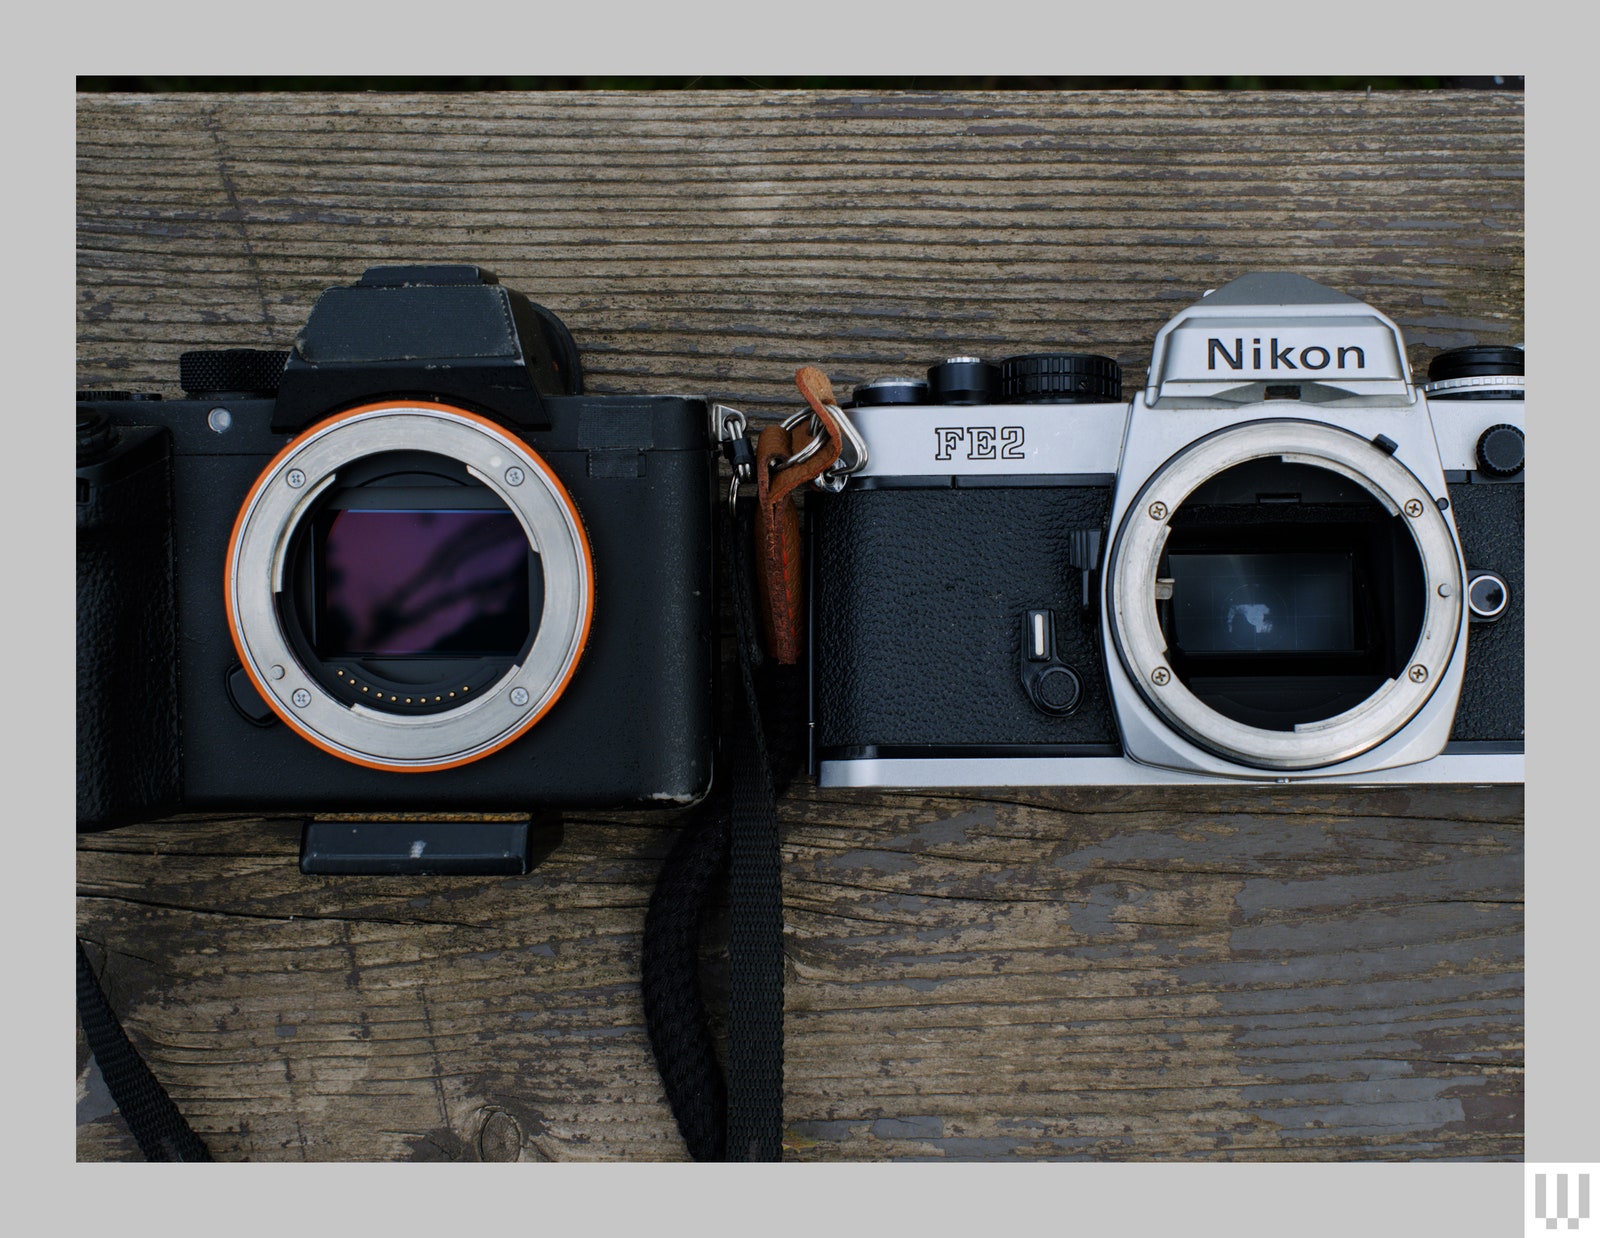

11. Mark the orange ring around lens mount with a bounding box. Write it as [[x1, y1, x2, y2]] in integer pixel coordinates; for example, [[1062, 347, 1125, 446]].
[[224, 399, 594, 773]]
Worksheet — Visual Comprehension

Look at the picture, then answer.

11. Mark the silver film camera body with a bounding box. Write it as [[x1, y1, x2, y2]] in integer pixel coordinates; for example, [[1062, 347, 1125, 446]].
[[808, 273, 1524, 787]]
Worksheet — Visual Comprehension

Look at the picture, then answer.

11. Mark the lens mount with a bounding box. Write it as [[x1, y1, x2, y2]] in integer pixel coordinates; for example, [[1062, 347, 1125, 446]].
[[226, 401, 593, 771], [1107, 419, 1463, 771]]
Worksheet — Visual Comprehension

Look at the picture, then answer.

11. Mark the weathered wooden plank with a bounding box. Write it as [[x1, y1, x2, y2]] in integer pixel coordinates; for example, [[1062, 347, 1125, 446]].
[[76, 90, 1523, 1161], [77, 784, 1523, 1161], [77, 91, 1523, 416], [780, 784, 1521, 1161]]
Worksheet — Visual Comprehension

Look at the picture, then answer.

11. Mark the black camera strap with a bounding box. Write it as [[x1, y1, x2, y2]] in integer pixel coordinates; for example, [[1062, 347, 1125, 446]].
[[641, 496, 789, 1162], [76, 941, 211, 1162], [640, 383, 846, 1163], [722, 495, 789, 1161]]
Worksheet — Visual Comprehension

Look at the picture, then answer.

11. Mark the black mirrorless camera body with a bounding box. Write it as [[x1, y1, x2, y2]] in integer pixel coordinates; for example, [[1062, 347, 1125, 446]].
[[78, 266, 717, 859], [810, 273, 1524, 788]]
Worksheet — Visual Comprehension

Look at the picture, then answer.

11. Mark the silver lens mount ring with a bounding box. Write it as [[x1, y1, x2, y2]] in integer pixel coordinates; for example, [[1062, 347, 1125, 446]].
[[226, 402, 593, 770], [1107, 419, 1464, 771]]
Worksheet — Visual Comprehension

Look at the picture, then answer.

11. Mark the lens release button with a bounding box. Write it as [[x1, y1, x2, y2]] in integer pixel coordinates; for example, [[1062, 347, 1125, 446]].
[[1467, 571, 1510, 622], [226, 663, 279, 727], [1020, 609, 1084, 716], [1032, 665, 1082, 715]]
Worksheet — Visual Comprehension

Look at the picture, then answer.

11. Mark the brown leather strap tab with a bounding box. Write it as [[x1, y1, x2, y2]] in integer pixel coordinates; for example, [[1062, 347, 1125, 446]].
[[751, 367, 848, 664], [769, 367, 843, 505], [753, 424, 803, 663]]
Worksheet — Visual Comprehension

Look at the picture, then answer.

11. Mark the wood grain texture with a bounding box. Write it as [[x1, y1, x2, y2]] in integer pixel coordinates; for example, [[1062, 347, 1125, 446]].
[[76, 90, 1524, 1161], [77, 91, 1523, 414]]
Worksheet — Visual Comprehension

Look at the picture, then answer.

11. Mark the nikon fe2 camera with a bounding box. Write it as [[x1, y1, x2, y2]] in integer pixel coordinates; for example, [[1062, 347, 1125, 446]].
[[809, 273, 1524, 787], [77, 266, 716, 863]]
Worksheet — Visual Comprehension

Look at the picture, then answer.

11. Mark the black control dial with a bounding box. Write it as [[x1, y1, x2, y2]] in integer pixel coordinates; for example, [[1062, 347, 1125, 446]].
[[179, 348, 290, 398], [1475, 424, 1525, 477], [1424, 345, 1525, 401], [850, 376, 930, 407], [998, 353, 1122, 404], [927, 356, 999, 405], [1428, 346, 1524, 382]]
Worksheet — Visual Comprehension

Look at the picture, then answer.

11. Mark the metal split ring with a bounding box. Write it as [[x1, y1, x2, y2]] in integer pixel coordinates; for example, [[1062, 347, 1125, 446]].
[[776, 402, 871, 490], [779, 408, 829, 471]]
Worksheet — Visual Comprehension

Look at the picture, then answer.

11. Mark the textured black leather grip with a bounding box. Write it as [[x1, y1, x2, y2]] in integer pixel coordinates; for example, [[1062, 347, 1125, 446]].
[[1448, 482, 1524, 742], [811, 485, 1119, 751], [77, 429, 181, 828], [179, 349, 289, 397]]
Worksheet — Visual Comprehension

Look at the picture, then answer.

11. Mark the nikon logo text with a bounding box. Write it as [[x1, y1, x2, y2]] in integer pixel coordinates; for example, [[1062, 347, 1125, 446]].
[[935, 426, 1026, 461], [1208, 337, 1368, 372]]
